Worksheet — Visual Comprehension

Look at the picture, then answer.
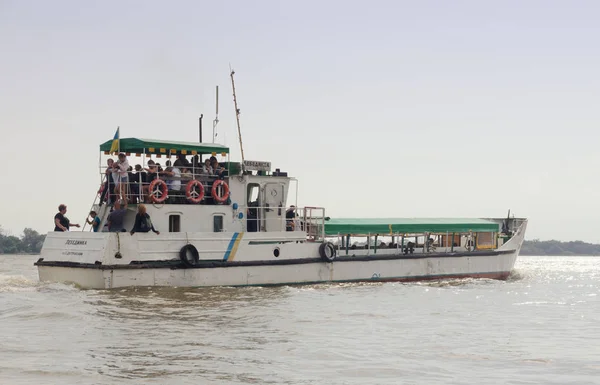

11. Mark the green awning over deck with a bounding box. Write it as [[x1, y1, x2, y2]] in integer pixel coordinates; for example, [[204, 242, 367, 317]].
[[99, 138, 229, 155], [324, 218, 500, 235]]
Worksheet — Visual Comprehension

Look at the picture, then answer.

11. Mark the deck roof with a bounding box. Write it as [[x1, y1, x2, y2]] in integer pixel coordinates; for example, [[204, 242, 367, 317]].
[[99, 138, 229, 155], [324, 218, 500, 235]]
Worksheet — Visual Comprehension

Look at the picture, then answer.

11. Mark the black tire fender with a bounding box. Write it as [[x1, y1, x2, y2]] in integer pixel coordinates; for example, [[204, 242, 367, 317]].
[[319, 242, 336, 262], [180, 244, 199, 267]]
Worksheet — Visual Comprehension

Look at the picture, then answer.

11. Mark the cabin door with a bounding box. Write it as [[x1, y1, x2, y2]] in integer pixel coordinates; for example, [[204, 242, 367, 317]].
[[262, 182, 285, 232]]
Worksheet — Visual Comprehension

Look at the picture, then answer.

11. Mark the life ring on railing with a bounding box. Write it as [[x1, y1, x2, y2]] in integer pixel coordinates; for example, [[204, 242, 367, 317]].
[[180, 244, 199, 267], [149, 179, 168, 203], [319, 242, 336, 262], [185, 180, 205, 203], [211, 180, 230, 204]]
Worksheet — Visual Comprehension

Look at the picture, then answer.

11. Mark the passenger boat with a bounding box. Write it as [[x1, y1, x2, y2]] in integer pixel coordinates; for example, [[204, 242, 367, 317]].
[[35, 136, 528, 289]]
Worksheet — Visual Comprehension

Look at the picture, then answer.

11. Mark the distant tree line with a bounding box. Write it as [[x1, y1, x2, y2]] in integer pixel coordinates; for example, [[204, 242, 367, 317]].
[[521, 239, 600, 256], [0, 226, 46, 254], [0, 226, 598, 256]]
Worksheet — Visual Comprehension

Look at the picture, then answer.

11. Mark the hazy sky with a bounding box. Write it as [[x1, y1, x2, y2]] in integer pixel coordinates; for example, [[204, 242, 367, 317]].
[[1, 1, 599, 241]]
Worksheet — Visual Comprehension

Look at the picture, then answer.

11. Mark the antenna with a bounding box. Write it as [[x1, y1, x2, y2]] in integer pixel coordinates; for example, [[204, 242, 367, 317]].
[[212, 85, 219, 143], [230, 66, 246, 172], [198, 114, 203, 142]]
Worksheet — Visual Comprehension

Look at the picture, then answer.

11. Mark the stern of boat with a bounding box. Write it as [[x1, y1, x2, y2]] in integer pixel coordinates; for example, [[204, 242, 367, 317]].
[[35, 231, 118, 289]]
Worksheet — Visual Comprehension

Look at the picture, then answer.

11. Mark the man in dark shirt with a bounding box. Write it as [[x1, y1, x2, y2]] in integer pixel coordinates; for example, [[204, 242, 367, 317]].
[[107, 200, 127, 232], [285, 205, 296, 231], [54, 204, 80, 231], [129, 164, 147, 202], [173, 154, 191, 168]]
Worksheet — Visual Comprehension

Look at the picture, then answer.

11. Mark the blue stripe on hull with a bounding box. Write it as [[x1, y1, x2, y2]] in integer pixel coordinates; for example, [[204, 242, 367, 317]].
[[222, 232, 239, 261]]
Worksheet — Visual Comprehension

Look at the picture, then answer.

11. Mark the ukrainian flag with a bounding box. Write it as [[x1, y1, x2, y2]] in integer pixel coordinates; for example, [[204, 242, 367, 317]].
[[109, 127, 120, 154]]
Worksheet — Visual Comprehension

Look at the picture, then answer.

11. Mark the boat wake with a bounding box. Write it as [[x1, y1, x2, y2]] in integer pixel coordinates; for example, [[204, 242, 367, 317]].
[[0, 273, 75, 293], [0, 273, 40, 293], [507, 269, 526, 282]]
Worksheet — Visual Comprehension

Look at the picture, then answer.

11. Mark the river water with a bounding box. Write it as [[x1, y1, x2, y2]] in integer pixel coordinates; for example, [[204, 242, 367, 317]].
[[0, 255, 598, 385]]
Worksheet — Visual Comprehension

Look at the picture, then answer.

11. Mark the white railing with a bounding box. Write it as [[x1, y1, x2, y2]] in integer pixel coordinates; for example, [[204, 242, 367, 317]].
[[296, 206, 326, 241], [242, 205, 326, 241], [97, 165, 231, 206]]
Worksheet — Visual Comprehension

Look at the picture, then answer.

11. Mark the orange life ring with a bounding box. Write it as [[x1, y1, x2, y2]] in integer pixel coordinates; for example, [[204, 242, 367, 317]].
[[211, 180, 230, 204], [149, 179, 168, 203], [185, 180, 205, 203]]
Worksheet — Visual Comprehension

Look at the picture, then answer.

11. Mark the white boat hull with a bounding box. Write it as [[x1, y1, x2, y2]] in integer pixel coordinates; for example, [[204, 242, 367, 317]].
[[38, 250, 518, 289], [36, 221, 526, 289]]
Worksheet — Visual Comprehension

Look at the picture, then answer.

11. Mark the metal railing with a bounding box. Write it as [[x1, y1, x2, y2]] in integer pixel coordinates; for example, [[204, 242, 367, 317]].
[[97, 166, 231, 206], [295, 206, 326, 241]]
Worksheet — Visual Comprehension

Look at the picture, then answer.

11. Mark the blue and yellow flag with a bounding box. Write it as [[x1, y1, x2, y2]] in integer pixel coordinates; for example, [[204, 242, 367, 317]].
[[109, 127, 120, 154]]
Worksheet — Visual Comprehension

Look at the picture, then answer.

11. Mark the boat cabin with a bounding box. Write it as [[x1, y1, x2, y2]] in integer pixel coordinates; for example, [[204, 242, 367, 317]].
[[91, 138, 299, 235]]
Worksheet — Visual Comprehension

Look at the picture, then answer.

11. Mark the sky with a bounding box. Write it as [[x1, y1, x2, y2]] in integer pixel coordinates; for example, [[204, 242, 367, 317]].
[[1, 0, 599, 242]]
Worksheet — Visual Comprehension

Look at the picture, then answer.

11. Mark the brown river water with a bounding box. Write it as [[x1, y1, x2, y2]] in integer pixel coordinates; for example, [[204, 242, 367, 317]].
[[0, 255, 599, 385]]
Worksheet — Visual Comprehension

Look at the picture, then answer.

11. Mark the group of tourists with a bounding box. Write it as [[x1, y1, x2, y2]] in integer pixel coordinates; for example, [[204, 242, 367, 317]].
[[99, 153, 226, 205]]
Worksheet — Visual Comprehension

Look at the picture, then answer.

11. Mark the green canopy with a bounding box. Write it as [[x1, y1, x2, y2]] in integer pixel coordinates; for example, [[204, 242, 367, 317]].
[[324, 218, 499, 235], [99, 138, 229, 155]]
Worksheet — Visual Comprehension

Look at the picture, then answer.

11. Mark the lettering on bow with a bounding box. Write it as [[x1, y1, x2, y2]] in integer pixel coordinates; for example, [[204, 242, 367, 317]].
[[65, 240, 87, 246]]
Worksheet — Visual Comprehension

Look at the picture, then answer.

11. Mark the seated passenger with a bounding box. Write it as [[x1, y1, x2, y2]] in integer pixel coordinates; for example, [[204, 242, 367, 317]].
[[130, 204, 160, 235]]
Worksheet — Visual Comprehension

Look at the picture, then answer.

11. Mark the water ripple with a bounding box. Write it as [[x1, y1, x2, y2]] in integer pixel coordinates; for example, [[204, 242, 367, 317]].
[[0, 255, 599, 384]]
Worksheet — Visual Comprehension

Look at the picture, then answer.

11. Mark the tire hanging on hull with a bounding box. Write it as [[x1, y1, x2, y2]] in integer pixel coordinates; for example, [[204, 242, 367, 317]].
[[180, 244, 199, 267], [319, 242, 336, 262]]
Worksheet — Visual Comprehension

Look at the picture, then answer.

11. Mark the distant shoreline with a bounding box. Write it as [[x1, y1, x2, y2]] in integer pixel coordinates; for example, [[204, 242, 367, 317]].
[[520, 240, 600, 256], [2, 240, 600, 257]]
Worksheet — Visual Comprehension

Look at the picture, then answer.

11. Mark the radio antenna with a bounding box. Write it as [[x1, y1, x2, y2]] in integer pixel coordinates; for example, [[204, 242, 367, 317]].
[[230, 66, 245, 172], [212, 85, 219, 143]]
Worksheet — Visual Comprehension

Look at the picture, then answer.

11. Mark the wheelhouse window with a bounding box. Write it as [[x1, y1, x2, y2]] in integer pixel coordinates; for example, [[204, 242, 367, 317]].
[[246, 183, 260, 233], [169, 215, 180, 232], [213, 215, 224, 232], [247, 183, 260, 206]]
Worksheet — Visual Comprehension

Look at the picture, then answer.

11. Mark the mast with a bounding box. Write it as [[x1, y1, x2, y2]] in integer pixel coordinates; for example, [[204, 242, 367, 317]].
[[230, 67, 246, 172], [198, 114, 203, 143], [212, 85, 219, 143]]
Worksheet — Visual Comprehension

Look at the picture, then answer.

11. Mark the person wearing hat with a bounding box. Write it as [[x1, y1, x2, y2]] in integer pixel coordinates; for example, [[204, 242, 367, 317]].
[[86, 210, 101, 232]]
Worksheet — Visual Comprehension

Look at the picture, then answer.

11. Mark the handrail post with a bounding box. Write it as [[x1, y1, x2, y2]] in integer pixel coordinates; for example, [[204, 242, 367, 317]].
[[346, 234, 350, 255], [374, 234, 378, 254]]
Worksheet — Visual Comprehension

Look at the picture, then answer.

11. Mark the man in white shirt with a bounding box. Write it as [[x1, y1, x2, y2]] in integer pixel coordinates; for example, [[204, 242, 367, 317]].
[[166, 167, 181, 191], [115, 153, 130, 202]]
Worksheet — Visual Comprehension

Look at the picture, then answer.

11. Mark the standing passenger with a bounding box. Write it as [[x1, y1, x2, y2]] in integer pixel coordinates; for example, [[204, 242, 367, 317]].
[[114, 153, 130, 202], [54, 204, 80, 231], [107, 200, 127, 232], [86, 211, 101, 232], [100, 158, 117, 205]]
